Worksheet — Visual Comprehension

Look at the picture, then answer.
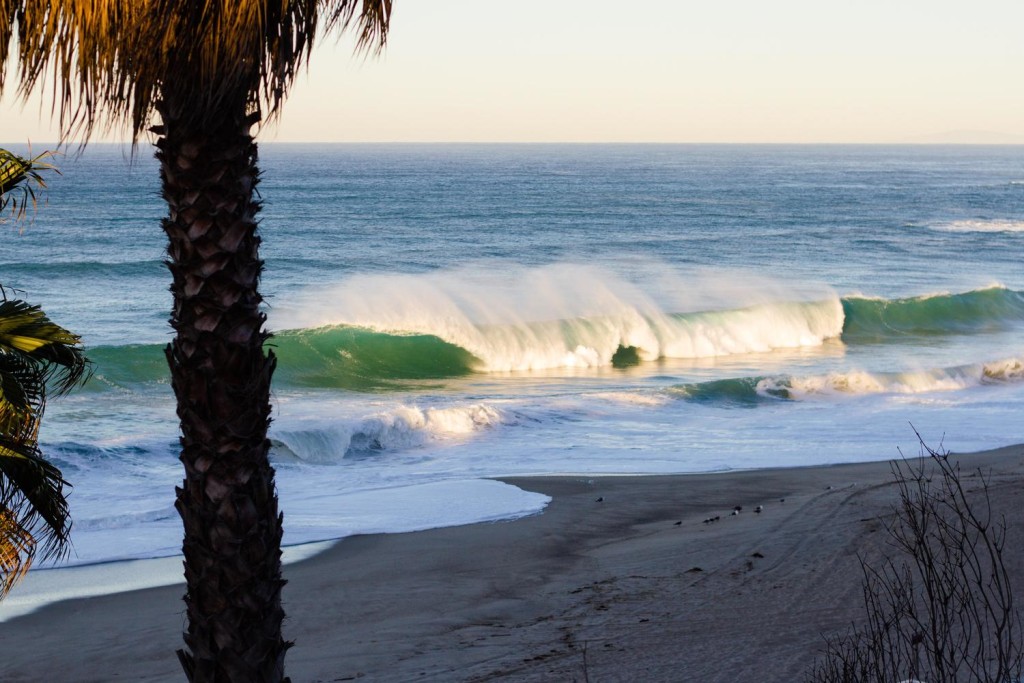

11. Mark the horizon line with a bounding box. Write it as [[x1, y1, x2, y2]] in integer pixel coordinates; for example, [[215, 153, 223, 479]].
[[4, 140, 1024, 147]]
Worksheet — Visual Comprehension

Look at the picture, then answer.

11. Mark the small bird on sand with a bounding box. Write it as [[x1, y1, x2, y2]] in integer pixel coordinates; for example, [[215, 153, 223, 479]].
[[754, 505, 763, 514]]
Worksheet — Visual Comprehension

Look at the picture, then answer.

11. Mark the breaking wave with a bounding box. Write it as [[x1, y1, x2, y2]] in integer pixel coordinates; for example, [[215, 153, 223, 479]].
[[79, 265, 1024, 390], [271, 403, 504, 463], [931, 219, 1024, 233], [668, 357, 1024, 407], [841, 286, 1024, 341]]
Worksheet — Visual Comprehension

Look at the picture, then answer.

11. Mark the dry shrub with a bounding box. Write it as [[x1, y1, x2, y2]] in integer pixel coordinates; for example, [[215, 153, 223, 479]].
[[807, 439, 1023, 683]]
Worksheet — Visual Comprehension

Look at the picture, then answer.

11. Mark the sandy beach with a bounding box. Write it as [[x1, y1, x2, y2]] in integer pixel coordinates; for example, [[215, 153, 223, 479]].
[[2, 444, 1023, 682]]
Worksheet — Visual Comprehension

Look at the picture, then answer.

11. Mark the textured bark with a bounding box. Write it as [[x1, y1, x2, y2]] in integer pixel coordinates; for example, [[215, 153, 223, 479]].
[[156, 98, 290, 683]]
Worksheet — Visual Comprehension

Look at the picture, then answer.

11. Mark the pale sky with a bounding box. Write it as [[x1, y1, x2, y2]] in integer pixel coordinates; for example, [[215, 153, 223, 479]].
[[3, 0, 1024, 143]]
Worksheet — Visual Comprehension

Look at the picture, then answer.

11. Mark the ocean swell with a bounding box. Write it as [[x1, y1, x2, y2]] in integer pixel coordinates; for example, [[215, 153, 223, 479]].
[[668, 357, 1024, 407], [841, 286, 1024, 341], [271, 403, 504, 463], [79, 268, 1024, 390]]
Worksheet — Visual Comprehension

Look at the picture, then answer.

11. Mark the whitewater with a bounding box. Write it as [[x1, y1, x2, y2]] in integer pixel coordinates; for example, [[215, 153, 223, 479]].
[[2, 143, 1023, 586]]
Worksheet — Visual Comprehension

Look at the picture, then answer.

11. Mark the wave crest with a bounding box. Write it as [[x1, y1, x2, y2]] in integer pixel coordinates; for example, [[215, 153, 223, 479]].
[[272, 403, 504, 463], [80, 265, 1024, 389], [842, 286, 1024, 340], [669, 357, 1024, 406], [931, 220, 1024, 233], [271, 264, 843, 373]]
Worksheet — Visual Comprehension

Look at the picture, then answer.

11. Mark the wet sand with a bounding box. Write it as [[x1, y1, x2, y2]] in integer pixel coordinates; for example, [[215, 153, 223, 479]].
[[2, 444, 1023, 682]]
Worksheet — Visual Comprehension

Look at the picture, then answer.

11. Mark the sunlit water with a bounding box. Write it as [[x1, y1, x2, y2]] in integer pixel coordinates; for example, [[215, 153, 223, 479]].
[[2, 143, 1022, 567]]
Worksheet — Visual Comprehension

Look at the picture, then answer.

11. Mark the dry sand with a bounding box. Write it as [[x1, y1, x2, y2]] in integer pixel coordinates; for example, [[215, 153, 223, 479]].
[[2, 445, 1023, 682]]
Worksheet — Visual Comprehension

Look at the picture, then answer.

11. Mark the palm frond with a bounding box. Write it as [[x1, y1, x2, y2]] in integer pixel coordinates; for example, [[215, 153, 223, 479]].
[[0, 436, 71, 564], [0, 299, 85, 588], [0, 148, 58, 226], [326, 0, 392, 53], [2, 0, 393, 141], [0, 299, 91, 395], [0, 0, 14, 93], [0, 352, 40, 438], [0, 506, 35, 599]]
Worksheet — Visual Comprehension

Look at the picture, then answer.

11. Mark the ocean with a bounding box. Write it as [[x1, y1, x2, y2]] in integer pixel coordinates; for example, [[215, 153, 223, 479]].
[[2, 143, 1023, 568]]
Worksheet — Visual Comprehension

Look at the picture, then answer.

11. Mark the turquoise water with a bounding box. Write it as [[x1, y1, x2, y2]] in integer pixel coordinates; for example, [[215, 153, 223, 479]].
[[2, 143, 1023, 565]]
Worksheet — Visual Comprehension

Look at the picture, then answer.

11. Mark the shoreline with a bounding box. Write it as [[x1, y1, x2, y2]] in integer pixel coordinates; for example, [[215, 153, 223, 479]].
[[0, 541, 338, 623], [0, 453, 968, 623], [1, 444, 1023, 681]]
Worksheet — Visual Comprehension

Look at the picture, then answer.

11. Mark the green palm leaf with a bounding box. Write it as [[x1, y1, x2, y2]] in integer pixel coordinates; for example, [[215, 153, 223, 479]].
[[0, 144, 85, 597], [0, 353, 38, 438], [0, 437, 71, 560], [0, 149, 57, 226], [0, 299, 90, 395], [0, 429, 73, 599], [0, 297, 88, 596]]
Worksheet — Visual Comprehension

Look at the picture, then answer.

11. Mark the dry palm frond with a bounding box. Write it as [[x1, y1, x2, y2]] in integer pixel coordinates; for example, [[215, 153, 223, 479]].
[[327, 0, 392, 53], [3, 0, 393, 142], [0, 506, 35, 598]]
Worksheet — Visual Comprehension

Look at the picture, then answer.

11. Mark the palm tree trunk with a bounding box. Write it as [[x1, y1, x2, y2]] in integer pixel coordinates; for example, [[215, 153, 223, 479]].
[[156, 99, 290, 683]]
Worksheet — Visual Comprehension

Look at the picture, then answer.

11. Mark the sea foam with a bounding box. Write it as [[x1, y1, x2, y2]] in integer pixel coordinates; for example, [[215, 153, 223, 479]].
[[932, 219, 1024, 233], [669, 356, 1024, 406], [272, 403, 504, 463], [760, 357, 1024, 400]]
